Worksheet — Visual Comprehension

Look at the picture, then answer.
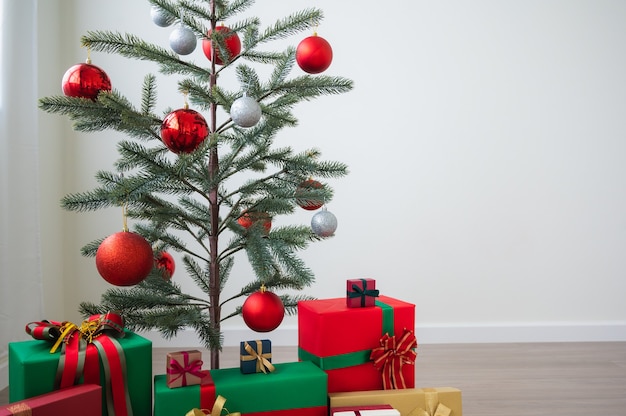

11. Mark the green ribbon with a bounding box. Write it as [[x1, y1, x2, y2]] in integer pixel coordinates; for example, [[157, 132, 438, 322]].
[[299, 300, 395, 371]]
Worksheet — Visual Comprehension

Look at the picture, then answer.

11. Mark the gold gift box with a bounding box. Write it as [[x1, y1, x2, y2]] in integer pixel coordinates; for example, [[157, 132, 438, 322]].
[[329, 387, 463, 416]]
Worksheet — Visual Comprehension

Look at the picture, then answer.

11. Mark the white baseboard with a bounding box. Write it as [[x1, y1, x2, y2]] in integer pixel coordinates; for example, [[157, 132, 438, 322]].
[[0, 356, 7, 391], [141, 321, 626, 348]]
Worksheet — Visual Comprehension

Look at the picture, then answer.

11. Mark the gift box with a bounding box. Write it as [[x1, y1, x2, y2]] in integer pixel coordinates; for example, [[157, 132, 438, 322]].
[[0, 384, 101, 416], [154, 361, 328, 416], [240, 340, 274, 374], [9, 316, 152, 416], [346, 278, 379, 308], [332, 404, 400, 416], [329, 387, 463, 416], [298, 295, 416, 393], [167, 350, 209, 388]]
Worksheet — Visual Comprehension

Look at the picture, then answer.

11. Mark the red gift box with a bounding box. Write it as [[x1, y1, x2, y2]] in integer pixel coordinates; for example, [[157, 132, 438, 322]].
[[0, 384, 101, 416], [346, 278, 379, 308], [332, 404, 400, 416], [298, 295, 416, 393]]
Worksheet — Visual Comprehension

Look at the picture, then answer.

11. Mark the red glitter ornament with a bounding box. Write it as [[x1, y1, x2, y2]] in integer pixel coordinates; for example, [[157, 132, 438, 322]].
[[95, 231, 154, 286], [202, 25, 241, 65], [295, 179, 324, 211], [61, 61, 112, 100], [161, 108, 209, 154], [296, 34, 333, 74], [155, 251, 176, 279], [237, 211, 272, 233]]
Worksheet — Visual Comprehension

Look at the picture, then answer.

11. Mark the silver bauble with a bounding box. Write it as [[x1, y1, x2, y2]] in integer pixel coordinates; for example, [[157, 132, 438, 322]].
[[150, 5, 174, 27], [311, 208, 337, 237], [169, 24, 197, 55], [230, 96, 262, 127]]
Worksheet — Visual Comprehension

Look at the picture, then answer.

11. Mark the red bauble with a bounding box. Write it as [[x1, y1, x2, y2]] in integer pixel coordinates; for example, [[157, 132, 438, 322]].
[[202, 26, 241, 65], [295, 179, 324, 211], [296, 35, 333, 74], [237, 212, 272, 233], [61, 62, 112, 100], [242, 287, 285, 332], [155, 251, 175, 279], [161, 108, 209, 154], [95, 231, 154, 286]]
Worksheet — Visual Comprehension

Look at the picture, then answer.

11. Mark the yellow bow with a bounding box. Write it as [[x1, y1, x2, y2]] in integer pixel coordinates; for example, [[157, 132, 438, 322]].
[[407, 389, 452, 416], [185, 395, 241, 416], [49, 317, 103, 353], [242, 341, 275, 374]]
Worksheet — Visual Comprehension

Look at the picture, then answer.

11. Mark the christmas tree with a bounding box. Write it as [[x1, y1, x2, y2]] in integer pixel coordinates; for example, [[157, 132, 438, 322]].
[[39, 0, 352, 368]]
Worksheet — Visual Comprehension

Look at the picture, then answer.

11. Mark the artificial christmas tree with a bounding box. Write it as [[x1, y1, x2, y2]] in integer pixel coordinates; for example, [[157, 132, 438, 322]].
[[39, 0, 352, 369]]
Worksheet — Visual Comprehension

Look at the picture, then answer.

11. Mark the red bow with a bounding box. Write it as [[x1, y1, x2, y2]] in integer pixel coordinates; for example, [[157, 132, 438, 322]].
[[26, 312, 131, 416], [167, 351, 209, 387], [369, 328, 417, 390]]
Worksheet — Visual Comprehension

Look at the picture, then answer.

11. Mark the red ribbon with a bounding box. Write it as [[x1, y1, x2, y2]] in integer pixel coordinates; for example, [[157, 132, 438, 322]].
[[167, 351, 209, 387], [369, 328, 417, 390], [25, 312, 132, 416]]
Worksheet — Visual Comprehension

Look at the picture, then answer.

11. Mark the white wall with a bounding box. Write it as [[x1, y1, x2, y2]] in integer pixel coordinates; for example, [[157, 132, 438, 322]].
[[37, 0, 626, 345]]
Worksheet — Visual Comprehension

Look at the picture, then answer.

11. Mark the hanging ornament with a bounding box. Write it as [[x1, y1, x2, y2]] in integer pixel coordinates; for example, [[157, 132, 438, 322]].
[[96, 231, 154, 286], [296, 32, 333, 74], [202, 25, 241, 65], [311, 207, 337, 237], [61, 58, 112, 100], [230, 95, 262, 128], [161, 106, 209, 154], [169, 23, 197, 55], [295, 179, 324, 211], [237, 211, 272, 234], [150, 5, 175, 27], [241, 285, 285, 332], [155, 251, 176, 279]]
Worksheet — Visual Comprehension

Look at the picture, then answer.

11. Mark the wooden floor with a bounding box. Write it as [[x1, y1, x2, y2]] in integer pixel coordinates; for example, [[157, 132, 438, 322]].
[[2, 342, 626, 415]]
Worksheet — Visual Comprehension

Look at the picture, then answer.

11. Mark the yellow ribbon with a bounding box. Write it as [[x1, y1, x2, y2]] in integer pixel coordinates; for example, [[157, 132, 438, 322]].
[[49, 317, 103, 353], [6, 403, 32, 416], [407, 389, 452, 416], [241, 340, 275, 374], [185, 395, 241, 416]]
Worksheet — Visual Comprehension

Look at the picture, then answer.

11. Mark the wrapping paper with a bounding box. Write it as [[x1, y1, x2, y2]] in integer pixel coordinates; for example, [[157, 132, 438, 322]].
[[153, 361, 327, 416], [8, 330, 152, 416], [329, 387, 463, 416], [0, 384, 101, 416], [298, 295, 415, 392]]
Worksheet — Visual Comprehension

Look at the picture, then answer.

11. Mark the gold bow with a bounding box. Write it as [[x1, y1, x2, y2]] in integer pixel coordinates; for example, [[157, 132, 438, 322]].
[[6, 403, 32, 416], [241, 341, 275, 374], [185, 395, 241, 416], [407, 389, 452, 416], [50, 317, 103, 353]]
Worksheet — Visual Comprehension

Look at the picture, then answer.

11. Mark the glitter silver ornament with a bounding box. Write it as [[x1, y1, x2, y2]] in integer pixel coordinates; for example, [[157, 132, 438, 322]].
[[150, 5, 175, 27], [169, 24, 197, 55], [311, 208, 337, 237], [230, 96, 262, 127]]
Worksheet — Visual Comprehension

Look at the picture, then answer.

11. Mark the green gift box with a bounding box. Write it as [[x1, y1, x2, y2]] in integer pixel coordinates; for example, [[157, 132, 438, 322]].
[[9, 330, 152, 416], [154, 361, 328, 416]]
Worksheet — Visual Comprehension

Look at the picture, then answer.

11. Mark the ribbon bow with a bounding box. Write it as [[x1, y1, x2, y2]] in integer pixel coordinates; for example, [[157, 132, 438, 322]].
[[242, 341, 275, 374], [5, 402, 32, 416], [369, 328, 417, 390], [407, 389, 452, 416], [25, 312, 131, 416], [167, 351, 209, 387], [186, 395, 241, 416], [347, 279, 380, 307]]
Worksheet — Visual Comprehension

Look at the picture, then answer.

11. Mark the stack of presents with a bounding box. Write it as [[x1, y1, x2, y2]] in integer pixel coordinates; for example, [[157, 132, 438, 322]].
[[2, 278, 462, 415]]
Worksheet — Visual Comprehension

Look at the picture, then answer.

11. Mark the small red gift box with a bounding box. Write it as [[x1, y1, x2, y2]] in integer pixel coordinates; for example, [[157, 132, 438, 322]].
[[0, 384, 101, 416], [332, 404, 400, 416], [166, 350, 209, 388], [346, 278, 379, 308]]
